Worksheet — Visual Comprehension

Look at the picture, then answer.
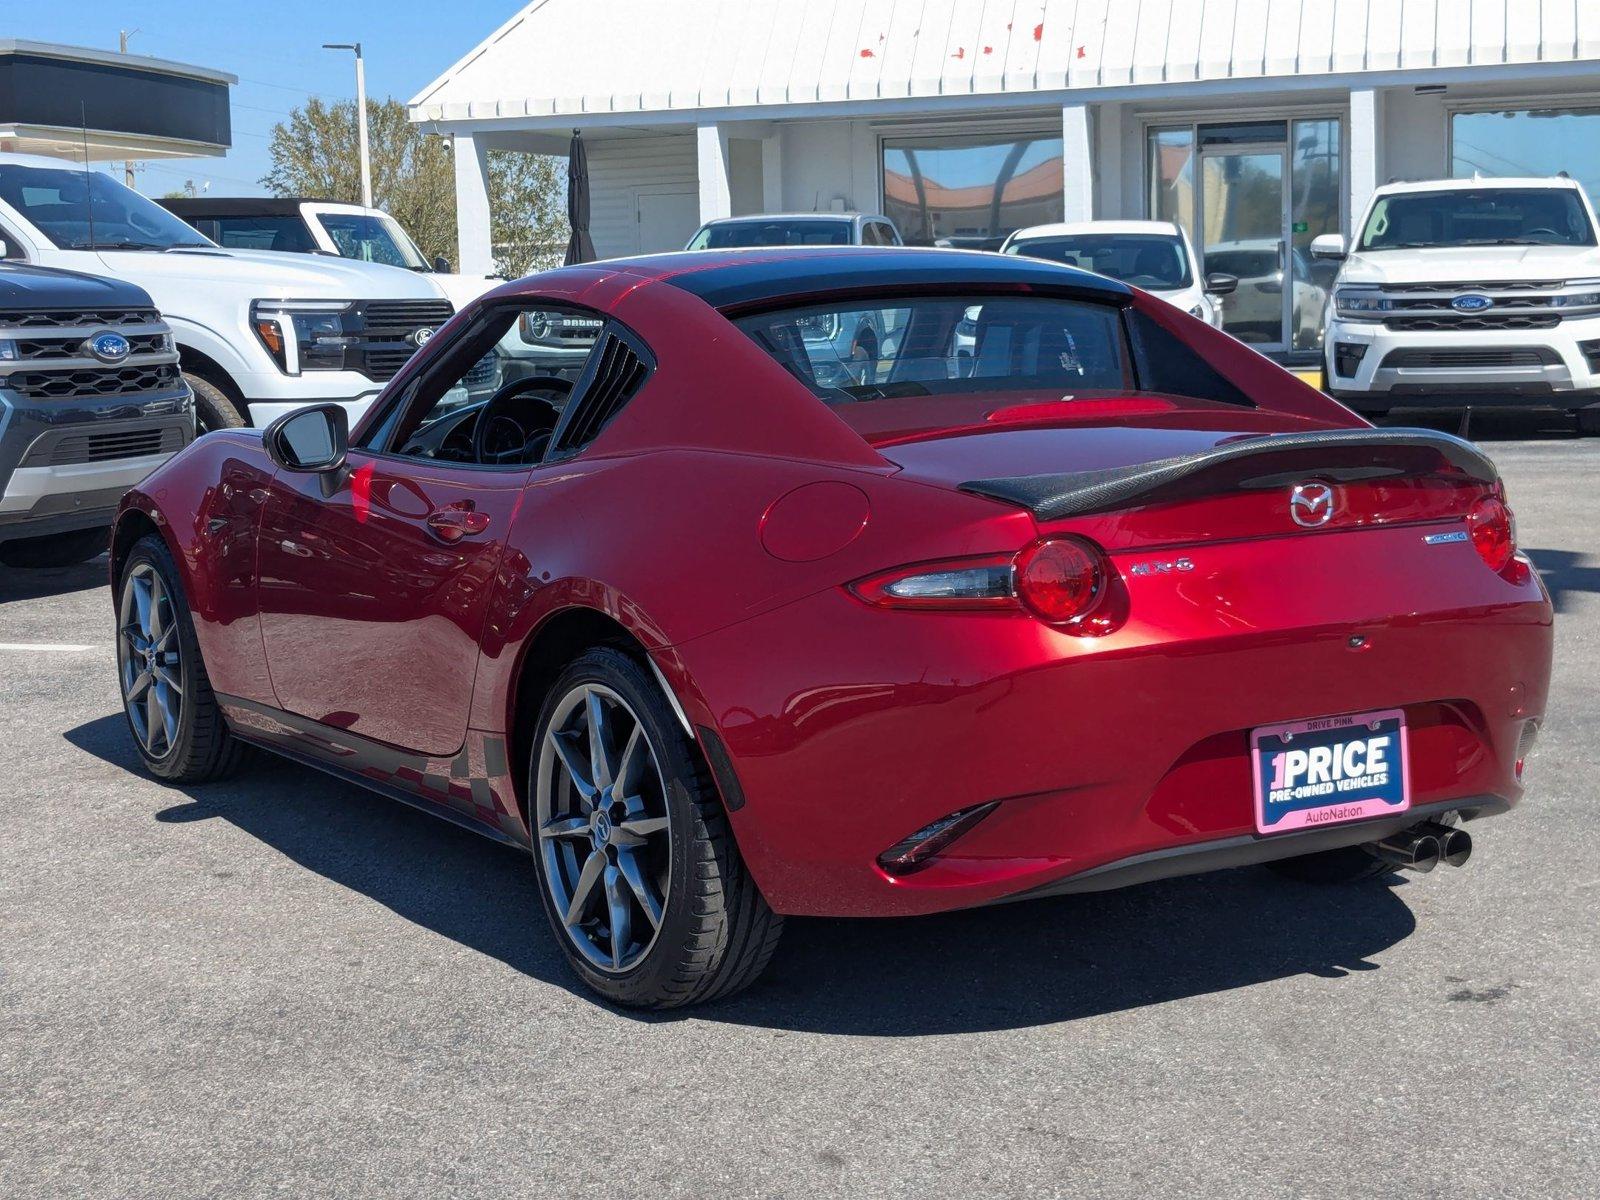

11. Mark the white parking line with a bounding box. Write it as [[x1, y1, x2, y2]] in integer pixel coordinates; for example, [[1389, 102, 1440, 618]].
[[0, 642, 101, 652]]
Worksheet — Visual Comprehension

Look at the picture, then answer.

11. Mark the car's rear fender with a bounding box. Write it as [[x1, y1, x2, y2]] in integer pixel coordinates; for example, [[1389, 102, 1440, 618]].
[[671, 520, 1552, 917]]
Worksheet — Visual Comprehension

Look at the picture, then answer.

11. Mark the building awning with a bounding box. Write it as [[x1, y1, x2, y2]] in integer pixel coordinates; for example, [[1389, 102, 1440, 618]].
[[411, 0, 1600, 127], [0, 40, 234, 161]]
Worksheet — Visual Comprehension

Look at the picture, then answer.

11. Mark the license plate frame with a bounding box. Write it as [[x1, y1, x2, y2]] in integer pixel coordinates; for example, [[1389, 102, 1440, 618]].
[[1250, 708, 1410, 835]]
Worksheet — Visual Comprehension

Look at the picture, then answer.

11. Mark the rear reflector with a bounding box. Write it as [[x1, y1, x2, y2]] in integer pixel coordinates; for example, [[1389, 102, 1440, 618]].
[[876, 803, 998, 875]]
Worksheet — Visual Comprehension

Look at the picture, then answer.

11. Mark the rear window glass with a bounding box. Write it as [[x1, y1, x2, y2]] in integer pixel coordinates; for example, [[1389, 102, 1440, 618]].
[[733, 295, 1132, 402], [689, 220, 853, 249], [1006, 233, 1193, 290]]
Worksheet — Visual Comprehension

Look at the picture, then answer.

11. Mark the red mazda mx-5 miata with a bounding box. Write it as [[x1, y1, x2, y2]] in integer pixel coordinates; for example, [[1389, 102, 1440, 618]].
[[111, 248, 1552, 1007]]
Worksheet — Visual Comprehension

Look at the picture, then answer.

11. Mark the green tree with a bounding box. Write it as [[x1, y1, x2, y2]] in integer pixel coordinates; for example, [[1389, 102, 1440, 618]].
[[262, 97, 566, 278]]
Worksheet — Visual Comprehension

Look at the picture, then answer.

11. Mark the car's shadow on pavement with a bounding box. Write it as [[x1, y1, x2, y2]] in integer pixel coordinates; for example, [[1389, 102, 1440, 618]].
[[67, 712, 1419, 1036], [1524, 547, 1600, 613], [0, 554, 108, 602]]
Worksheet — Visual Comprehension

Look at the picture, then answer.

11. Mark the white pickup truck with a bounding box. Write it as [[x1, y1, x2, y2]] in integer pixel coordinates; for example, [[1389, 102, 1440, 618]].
[[0, 152, 453, 431], [1316, 176, 1600, 435]]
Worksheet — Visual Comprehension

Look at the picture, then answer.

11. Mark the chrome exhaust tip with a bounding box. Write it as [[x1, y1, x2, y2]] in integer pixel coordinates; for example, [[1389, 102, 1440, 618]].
[[1417, 820, 1472, 868], [1365, 830, 1441, 873]]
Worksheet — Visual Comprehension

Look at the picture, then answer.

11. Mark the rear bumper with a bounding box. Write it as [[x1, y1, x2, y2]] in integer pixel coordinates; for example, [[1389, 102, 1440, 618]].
[[670, 527, 1552, 918]]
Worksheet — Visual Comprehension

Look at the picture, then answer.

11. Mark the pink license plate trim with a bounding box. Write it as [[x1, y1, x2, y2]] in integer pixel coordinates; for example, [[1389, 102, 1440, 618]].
[[1250, 707, 1411, 835]]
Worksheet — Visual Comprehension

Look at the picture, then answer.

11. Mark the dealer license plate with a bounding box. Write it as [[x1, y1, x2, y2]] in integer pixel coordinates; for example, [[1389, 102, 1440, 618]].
[[1251, 708, 1410, 835]]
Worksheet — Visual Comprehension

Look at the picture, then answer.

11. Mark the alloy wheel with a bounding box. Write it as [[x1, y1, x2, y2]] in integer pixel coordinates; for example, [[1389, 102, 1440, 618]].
[[118, 563, 183, 758], [534, 683, 673, 973]]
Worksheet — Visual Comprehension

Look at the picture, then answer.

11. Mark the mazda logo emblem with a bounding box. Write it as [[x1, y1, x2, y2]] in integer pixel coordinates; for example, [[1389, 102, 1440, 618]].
[[1290, 482, 1336, 528], [86, 331, 131, 364], [1451, 294, 1494, 312]]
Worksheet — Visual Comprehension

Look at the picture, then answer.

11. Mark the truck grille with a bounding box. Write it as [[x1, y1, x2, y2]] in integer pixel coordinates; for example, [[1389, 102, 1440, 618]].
[[1383, 313, 1562, 331], [1380, 347, 1561, 369], [0, 308, 160, 329], [19, 416, 193, 468], [5, 363, 182, 400], [345, 299, 455, 382], [10, 331, 169, 361]]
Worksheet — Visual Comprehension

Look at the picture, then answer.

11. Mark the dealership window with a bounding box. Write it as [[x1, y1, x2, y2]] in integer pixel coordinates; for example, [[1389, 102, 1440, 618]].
[[882, 132, 1064, 249], [1452, 108, 1600, 205]]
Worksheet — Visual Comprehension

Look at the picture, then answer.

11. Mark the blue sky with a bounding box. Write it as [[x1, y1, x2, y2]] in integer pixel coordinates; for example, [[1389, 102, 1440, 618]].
[[9, 0, 525, 195]]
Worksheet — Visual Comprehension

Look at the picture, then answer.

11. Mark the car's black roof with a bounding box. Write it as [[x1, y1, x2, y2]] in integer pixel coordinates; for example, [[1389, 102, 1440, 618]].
[[620, 246, 1132, 310], [156, 197, 336, 218]]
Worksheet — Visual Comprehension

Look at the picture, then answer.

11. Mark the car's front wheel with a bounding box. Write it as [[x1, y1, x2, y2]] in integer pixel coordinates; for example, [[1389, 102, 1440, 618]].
[[528, 647, 782, 1007]]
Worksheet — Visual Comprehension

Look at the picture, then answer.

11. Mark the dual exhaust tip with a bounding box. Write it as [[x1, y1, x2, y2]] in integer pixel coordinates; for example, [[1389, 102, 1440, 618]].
[[1365, 819, 1472, 873]]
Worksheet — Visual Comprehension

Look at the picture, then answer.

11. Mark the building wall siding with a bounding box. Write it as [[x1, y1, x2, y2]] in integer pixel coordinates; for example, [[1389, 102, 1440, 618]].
[[586, 134, 698, 258]]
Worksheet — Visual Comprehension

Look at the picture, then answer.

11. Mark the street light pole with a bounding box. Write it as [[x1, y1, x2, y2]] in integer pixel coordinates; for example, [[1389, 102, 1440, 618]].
[[322, 42, 371, 208]]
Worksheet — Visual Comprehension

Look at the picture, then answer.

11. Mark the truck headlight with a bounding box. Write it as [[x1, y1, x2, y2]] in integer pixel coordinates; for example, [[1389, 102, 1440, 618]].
[[251, 300, 354, 375], [1333, 287, 1392, 320]]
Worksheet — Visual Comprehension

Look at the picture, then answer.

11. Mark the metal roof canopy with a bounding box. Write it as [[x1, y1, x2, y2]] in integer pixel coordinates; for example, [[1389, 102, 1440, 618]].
[[0, 39, 235, 162], [410, 0, 1600, 129]]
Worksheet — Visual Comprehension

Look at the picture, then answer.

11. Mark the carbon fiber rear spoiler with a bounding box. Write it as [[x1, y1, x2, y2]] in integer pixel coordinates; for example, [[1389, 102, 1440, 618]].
[[959, 428, 1498, 521]]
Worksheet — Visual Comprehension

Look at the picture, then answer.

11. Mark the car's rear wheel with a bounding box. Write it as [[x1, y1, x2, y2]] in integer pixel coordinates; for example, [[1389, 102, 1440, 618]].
[[0, 527, 107, 568], [528, 647, 782, 1007], [1263, 845, 1391, 884], [183, 372, 248, 433], [116, 534, 244, 783]]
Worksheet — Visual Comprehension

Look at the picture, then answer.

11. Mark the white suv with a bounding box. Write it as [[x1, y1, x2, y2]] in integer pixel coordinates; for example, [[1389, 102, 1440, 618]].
[[1317, 176, 1600, 434], [0, 153, 452, 431]]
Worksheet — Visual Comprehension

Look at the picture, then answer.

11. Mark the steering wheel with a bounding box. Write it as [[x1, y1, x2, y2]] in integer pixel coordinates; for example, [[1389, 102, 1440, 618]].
[[472, 375, 572, 466]]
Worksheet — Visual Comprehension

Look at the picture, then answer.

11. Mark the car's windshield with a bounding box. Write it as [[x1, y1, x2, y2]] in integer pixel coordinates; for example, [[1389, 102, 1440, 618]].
[[1005, 233, 1193, 290], [0, 164, 213, 250], [315, 211, 430, 270], [688, 219, 853, 249], [734, 294, 1132, 401], [1358, 188, 1597, 250]]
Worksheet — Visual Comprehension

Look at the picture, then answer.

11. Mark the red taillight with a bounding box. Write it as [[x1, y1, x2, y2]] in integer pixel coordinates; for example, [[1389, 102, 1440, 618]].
[[1466, 495, 1515, 573], [1015, 536, 1104, 624], [848, 537, 1112, 629]]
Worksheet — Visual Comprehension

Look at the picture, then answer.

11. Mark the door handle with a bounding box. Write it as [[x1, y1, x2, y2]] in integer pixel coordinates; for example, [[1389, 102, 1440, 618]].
[[426, 505, 491, 543]]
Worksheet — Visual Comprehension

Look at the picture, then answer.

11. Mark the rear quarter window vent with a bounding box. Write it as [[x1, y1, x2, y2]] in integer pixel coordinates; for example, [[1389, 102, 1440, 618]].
[[551, 330, 653, 454]]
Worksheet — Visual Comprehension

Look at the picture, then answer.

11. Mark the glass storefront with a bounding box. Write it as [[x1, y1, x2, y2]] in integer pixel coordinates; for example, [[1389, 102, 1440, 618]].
[[1451, 107, 1600, 206], [882, 132, 1064, 249], [1146, 116, 1342, 352]]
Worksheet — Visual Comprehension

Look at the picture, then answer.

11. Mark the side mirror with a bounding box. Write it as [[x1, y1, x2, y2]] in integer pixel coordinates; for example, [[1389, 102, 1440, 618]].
[[1309, 233, 1347, 261], [264, 404, 349, 493], [433, 255, 452, 273], [1204, 272, 1239, 297]]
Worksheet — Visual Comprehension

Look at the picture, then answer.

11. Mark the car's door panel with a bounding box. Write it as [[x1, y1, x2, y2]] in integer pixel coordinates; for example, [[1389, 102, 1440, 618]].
[[256, 452, 530, 756]]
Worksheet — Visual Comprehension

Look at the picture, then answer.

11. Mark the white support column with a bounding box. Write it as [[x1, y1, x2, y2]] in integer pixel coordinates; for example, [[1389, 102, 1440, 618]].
[[697, 123, 732, 223], [1062, 103, 1096, 223], [452, 132, 494, 276], [1098, 102, 1125, 217], [1349, 87, 1384, 238], [761, 134, 784, 212]]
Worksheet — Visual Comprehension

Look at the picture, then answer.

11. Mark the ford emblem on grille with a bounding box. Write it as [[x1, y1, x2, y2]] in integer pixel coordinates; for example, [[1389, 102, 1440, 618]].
[[1451, 294, 1495, 312], [87, 331, 132, 364]]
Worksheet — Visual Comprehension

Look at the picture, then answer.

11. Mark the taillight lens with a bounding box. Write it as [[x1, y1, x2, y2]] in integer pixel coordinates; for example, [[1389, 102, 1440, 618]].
[[1015, 536, 1104, 623], [1466, 495, 1516, 573], [848, 536, 1110, 628]]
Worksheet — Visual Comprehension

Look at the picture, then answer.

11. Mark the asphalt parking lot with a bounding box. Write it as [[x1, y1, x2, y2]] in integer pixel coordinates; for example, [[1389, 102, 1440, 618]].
[[1, 419, 1596, 1199]]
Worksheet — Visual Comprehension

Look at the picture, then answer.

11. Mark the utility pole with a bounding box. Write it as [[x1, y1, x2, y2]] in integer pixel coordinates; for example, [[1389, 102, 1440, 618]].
[[322, 42, 372, 208], [119, 29, 140, 188]]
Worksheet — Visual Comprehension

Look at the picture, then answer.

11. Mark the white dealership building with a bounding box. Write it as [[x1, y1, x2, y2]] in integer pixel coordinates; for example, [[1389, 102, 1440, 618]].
[[413, 0, 1600, 361]]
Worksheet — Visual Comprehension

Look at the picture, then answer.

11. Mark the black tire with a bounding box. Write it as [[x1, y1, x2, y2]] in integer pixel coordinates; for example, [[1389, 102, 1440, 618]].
[[1263, 845, 1391, 884], [527, 647, 782, 1008], [183, 371, 248, 433], [115, 533, 244, 783], [1577, 407, 1600, 437], [0, 526, 108, 568]]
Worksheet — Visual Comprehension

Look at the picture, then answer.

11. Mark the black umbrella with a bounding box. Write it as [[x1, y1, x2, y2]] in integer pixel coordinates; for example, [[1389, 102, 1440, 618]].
[[564, 130, 596, 266]]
